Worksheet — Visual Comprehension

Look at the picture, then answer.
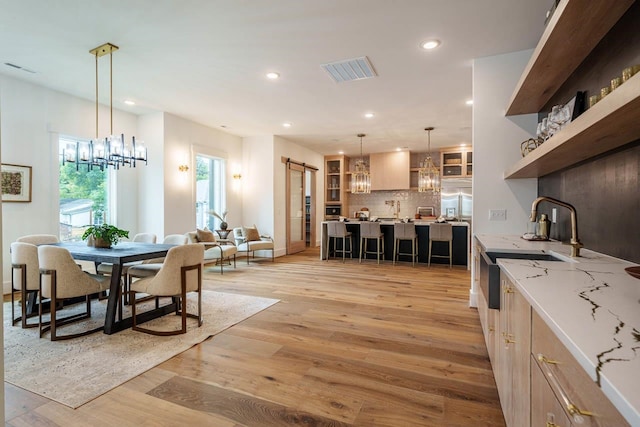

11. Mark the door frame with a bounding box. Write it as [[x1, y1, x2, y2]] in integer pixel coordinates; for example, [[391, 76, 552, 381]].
[[283, 157, 317, 254]]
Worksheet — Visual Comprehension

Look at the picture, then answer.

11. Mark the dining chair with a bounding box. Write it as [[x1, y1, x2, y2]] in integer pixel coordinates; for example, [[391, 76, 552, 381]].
[[10, 242, 41, 328], [38, 245, 111, 340], [129, 244, 204, 336], [96, 232, 158, 306], [127, 234, 188, 280], [16, 234, 60, 245]]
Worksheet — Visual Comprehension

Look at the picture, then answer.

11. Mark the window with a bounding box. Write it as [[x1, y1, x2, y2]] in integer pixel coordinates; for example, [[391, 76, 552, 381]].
[[58, 136, 112, 241], [195, 154, 225, 230]]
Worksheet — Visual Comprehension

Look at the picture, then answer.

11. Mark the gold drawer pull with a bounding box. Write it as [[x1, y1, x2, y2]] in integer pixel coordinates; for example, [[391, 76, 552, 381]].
[[537, 354, 561, 365], [503, 286, 514, 294], [504, 338, 515, 344], [537, 354, 595, 423]]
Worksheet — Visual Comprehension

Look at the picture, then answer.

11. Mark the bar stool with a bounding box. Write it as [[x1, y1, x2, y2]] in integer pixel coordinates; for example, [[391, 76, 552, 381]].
[[326, 221, 353, 262], [359, 222, 384, 264], [393, 222, 418, 266], [428, 222, 453, 268]]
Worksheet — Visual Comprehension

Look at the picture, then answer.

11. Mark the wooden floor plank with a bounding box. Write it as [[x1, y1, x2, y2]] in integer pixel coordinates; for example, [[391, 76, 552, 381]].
[[4, 248, 505, 426]]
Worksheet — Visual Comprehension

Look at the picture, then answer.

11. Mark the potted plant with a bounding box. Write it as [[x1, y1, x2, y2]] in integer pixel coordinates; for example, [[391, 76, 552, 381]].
[[82, 224, 129, 248], [209, 210, 229, 230]]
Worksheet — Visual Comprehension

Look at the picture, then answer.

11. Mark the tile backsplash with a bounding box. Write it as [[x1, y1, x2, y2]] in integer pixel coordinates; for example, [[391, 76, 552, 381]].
[[348, 190, 440, 219]]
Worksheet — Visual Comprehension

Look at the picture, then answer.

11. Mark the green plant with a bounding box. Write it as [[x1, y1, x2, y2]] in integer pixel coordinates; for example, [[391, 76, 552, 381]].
[[82, 224, 129, 247]]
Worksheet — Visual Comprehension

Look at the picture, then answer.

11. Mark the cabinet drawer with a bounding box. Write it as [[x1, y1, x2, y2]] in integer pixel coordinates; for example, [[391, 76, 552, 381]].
[[531, 312, 629, 427], [531, 355, 573, 427]]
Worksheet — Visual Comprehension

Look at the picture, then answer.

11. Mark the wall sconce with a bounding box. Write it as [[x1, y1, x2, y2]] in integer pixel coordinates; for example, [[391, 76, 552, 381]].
[[179, 165, 189, 172], [233, 173, 242, 180]]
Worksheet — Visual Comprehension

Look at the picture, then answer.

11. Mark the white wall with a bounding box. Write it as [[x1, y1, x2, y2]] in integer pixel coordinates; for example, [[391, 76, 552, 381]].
[[0, 75, 138, 291], [137, 112, 165, 239], [471, 49, 538, 305], [274, 136, 324, 249], [242, 135, 275, 247], [160, 112, 243, 237]]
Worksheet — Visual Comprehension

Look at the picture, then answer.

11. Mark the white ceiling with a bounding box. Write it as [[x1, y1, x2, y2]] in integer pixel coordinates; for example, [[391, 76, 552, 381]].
[[0, 0, 549, 156]]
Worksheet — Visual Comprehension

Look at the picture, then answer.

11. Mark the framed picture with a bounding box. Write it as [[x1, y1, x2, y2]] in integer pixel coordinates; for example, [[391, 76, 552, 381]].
[[1, 163, 32, 202]]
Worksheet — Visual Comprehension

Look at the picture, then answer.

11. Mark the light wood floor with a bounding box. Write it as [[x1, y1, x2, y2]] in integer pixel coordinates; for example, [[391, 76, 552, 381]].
[[5, 248, 505, 427]]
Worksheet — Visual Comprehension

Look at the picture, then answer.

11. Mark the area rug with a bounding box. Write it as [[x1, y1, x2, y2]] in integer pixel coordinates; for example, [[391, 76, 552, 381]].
[[3, 290, 278, 408]]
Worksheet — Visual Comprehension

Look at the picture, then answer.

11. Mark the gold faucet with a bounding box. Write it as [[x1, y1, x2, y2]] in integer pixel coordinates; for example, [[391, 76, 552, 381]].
[[530, 196, 583, 257]]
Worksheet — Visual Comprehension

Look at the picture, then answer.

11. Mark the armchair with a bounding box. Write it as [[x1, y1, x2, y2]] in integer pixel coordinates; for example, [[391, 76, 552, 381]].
[[185, 229, 237, 274], [233, 226, 274, 264]]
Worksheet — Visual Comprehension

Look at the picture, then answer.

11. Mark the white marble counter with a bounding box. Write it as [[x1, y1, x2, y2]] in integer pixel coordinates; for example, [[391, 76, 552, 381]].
[[475, 234, 640, 425]]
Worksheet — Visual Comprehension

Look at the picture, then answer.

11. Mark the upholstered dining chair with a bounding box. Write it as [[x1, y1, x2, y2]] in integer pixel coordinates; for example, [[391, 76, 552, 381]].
[[127, 234, 188, 280], [128, 244, 204, 336], [10, 242, 41, 328], [95, 232, 158, 306], [38, 245, 111, 340], [16, 234, 59, 245]]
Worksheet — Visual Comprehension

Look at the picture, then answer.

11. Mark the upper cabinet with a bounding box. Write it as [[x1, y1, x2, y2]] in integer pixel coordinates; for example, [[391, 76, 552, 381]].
[[325, 155, 348, 204], [441, 149, 472, 178], [370, 151, 410, 190], [504, 0, 638, 179]]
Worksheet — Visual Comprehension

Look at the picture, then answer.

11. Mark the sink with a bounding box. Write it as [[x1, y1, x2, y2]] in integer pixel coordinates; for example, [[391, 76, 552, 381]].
[[485, 251, 562, 263], [480, 251, 563, 310]]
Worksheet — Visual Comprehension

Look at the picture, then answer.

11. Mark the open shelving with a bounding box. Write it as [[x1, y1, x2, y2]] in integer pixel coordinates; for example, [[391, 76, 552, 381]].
[[504, 0, 639, 179]]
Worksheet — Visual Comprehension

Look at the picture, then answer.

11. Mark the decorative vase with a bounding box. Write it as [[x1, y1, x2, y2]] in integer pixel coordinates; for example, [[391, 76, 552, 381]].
[[94, 238, 112, 249], [220, 221, 228, 231]]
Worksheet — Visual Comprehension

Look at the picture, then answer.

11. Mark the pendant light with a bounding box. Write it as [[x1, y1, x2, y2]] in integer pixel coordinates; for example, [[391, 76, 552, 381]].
[[418, 127, 441, 194], [351, 133, 371, 194], [62, 42, 147, 171]]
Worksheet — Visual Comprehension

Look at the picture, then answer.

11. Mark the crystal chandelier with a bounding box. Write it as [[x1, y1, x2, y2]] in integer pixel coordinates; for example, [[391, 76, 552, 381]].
[[62, 43, 147, 171], [418, 127, 440, 194], [351, 133, 371, 194]]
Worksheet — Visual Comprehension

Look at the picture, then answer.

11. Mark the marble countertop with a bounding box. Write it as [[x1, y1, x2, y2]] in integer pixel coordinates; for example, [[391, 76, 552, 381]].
[[475, 234, 640, 425]]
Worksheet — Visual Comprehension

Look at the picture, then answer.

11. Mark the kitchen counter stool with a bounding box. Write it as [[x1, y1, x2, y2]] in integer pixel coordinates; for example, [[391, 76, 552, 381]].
[[393, 223, 418, 266], [359, 222, 384, 264], [326, 221, 353, 262], [428, 223, 453, 268]]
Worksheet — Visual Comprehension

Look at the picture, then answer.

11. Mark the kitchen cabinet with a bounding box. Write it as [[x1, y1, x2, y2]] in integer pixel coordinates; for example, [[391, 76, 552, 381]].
[[370, 151, 410, 190], [531, 311, 629, 427], [504, 0, 638, 179], [324, 155, 348, 219], [440, 149, 472, 178], [497, 271, 531, 427]]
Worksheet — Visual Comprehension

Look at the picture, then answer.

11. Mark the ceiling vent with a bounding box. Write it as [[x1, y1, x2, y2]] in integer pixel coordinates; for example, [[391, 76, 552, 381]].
[[321, 56, 377, 83]]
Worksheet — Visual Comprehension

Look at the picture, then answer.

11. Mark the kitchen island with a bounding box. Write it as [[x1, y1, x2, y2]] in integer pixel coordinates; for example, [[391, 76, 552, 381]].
[[321, 220, 470, 267], [475, 234, 639, 426]]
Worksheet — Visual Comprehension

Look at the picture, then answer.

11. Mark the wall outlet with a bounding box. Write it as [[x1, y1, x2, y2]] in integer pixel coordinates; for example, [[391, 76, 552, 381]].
[[489, 209, 507, 221], [552, 208, 557, 223]]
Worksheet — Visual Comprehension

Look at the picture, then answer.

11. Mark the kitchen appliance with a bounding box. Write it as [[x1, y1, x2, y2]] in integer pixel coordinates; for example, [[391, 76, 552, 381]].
[[325, 205, 341, 220], [440, 178, 472, 220], [416, 206, 435, 218]]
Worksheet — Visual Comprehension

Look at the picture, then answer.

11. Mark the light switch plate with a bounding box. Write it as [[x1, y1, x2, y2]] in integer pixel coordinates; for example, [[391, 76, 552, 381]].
[[552, 208, 557, 223], [489, 209, 507, 221]]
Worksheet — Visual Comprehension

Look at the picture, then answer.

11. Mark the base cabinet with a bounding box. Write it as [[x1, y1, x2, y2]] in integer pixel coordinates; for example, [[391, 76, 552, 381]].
[[481, 270, 630, 427], [497, 271, 531, 427]]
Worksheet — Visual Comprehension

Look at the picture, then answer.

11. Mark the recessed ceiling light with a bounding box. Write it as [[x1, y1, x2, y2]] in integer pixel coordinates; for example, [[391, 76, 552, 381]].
[[460, 143, 467, 147], [364, 112, 375, 119], [396, 147, 402, 151], [124, 100, 135, 106], [465, 99, 473, 106], [282, 122, 292, 128], [266, 72, 280, 80], [338, 151, 344, 155], [420, 39, 441, 50]]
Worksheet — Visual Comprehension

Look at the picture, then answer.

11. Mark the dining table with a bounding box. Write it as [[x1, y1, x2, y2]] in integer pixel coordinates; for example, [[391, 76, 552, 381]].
[[54, 241, 176, 334]]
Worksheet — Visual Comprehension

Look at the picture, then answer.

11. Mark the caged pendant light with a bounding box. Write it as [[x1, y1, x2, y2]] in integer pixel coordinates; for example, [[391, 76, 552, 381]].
[[351, 133, 371, 194], [62, 42, 147, 171], [418, 127, 441, 194]]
